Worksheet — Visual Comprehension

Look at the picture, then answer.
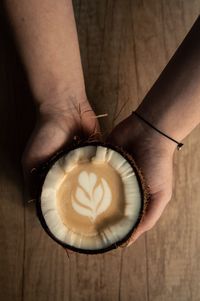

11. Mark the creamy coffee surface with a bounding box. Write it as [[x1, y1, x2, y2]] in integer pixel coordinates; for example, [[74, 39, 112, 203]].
[[57, 162, 125, 236], [40, 145, 142, 250]]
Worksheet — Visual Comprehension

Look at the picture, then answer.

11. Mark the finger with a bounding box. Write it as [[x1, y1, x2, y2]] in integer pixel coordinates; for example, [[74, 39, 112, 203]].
[[22, 122, 81, 201], [126, 191, 172, 247], [127, 229, 144, 247], [22, 159, 49, 201], [106, 118, 134, 149], [80, 109, 102, 141], [106, 125, 126, 146], [82, 119, 102, 141]]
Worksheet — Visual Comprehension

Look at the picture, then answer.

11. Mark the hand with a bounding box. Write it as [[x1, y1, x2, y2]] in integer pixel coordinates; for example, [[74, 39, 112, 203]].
[[22, 97, 100, 201], [107, 112, 175, 246]]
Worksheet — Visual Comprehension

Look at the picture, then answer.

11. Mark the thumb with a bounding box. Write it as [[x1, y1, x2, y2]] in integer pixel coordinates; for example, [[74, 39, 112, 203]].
[[106, 123, 128, 147], [106, 130, 118, 145], [80, 111, 102, 141]]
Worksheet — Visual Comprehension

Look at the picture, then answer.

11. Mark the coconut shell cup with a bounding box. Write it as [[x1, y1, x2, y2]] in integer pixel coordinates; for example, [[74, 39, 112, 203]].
[[34, 140, 150, 255]]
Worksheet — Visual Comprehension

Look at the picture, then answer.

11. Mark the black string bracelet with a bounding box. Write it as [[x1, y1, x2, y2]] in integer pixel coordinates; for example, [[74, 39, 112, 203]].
[[132, 111, 184, 151]]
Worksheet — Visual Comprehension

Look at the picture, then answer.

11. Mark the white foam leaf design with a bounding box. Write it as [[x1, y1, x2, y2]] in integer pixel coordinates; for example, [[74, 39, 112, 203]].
[[93, 184, 103, 208], [78, 171, 97, 194], [72, 197, 91, 217], [75, 187, 91, 208], [72, 171, 112, 222], [97, 179, 112, 215]]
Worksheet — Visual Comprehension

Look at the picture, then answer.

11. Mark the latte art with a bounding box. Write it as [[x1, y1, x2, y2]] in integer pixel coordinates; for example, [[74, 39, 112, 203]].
[[72, 171, 112, 222], [39, 145, 144, 253]]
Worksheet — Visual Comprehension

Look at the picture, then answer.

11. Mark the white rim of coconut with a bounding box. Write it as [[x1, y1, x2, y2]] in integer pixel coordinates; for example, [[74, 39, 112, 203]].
[[38, 144, 144, 253]]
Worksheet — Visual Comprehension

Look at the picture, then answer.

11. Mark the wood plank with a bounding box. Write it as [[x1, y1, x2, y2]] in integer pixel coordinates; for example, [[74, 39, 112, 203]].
[[0, 9, 70, 301], [73, 1, 148, 301], [23, 203, 71, 301], [1, 0, 200, 300], [0, 9, 28, 301], [131, 1, 200, 301]]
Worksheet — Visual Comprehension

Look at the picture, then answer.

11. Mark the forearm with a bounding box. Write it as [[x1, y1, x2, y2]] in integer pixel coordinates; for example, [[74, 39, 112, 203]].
[[136, 16, 200, 151], [4, 0, 86, 107]]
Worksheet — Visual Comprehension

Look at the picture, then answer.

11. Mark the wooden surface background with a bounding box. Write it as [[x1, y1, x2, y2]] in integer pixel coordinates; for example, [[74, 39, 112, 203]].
[[0, 1, 200, 300]]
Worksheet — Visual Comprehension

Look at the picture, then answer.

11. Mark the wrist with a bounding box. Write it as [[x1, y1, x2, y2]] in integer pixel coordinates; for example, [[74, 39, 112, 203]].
[[37, 88, 88, 118], [30, 72, 87, 111], [35, 89, 91, 134], [130, 111, 177, 158]]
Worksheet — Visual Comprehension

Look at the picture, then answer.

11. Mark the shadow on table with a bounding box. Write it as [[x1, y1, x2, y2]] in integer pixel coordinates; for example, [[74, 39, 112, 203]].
[[0, 5, 36, 205]]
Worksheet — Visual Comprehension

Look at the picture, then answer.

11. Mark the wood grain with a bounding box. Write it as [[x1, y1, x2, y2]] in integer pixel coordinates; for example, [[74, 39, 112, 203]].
[[0, 1, 200, 301], [0, 7, 35, 301], [141, 2, 200, 301]]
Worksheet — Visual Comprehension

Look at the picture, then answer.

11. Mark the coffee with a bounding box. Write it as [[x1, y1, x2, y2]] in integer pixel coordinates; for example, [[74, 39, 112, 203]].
[[56, 161, 125, 236], [40, 145, 143, 252]]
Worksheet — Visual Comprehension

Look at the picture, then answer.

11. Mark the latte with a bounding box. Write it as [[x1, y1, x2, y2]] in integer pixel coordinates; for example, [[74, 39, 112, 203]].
[[57, 161, 125, 236], [38, 144, 147, 253]]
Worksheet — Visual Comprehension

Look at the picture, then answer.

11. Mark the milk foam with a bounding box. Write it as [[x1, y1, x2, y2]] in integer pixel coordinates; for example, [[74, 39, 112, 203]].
[[72, 171, 112, 222], [41, 145, 142, 250]]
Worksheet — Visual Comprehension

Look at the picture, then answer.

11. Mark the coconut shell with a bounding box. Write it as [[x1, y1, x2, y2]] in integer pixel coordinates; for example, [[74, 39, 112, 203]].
[[35, 140, 150, 254]]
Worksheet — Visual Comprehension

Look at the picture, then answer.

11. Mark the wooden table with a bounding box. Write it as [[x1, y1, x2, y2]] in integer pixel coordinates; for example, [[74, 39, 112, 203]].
[[0, 1, 200, 300]]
